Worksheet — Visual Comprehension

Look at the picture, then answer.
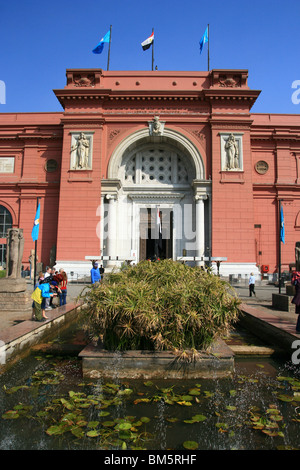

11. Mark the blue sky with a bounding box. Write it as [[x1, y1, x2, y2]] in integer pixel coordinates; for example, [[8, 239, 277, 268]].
[[1, 0, 299, 114]]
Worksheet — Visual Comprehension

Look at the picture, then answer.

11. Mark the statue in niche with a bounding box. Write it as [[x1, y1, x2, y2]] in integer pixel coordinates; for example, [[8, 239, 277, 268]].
[[71, 132, 90, 169], [225, 134, 239, 170], [6, 228, 24, 279]]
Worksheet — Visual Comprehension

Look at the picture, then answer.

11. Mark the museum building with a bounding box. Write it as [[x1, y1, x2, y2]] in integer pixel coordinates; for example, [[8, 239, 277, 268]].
[[0, 68, 299, 278]]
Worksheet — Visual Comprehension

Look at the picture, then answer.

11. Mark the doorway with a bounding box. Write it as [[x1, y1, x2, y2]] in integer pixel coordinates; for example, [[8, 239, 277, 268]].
[[139, 208, 173, 261]]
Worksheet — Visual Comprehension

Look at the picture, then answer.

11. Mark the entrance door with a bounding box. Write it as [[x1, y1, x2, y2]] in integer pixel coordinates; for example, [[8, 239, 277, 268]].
[[139, 208, 173, 261]]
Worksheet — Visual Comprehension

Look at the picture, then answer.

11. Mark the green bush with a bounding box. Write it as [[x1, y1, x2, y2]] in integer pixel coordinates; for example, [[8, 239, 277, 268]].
[[81, 260, 240, 357]]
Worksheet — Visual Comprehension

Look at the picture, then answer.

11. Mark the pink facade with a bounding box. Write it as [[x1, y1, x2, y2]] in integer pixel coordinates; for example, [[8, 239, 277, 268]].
[[0, 69, 299, 277]]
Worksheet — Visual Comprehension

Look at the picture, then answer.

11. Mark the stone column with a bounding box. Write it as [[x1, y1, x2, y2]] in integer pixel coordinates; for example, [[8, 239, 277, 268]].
[[195, 195, 206, 266], [106, 194, 117, 263], [100, 194, 105, 256]]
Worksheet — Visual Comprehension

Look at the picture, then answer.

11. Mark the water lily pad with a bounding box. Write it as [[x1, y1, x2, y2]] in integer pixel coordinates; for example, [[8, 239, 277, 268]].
[[117, 422, 132, 431], [2, 410, 20, 419], [46, 424, 66, 436], [183, 440, 199, 450], [86, 429, 100, 437], [166, 417, 179, 423], [144, 381, 154, 387], [117, 388, 133, 396], [192, 414, 207, 422], [87, 421, 99, 428], [277, 394, 293, 402], [140, 416, 151, 423], [102, 421, 116, 427], [71, 426, 85, 438]]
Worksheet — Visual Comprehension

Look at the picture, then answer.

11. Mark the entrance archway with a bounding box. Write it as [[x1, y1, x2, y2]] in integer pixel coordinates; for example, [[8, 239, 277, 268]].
[[102, 128, 211, 265]]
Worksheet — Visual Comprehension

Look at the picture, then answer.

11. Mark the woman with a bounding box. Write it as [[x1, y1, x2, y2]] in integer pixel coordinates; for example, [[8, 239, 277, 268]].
[[291, 271, 300, 333], [59, 271, 68, 306]]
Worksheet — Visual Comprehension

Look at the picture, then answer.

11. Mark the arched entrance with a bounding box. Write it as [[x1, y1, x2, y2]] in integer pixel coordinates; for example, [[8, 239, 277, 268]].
[[101, 128, 211, 265]]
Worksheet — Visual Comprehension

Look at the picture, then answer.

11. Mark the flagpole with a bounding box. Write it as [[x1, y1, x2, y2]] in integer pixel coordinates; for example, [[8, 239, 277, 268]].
[[278, 199, 282, 294], [207, 23, 210, 71], [152, 27, 154, 71], [107, 25, 112, 71], [33, 197, 39, 289]]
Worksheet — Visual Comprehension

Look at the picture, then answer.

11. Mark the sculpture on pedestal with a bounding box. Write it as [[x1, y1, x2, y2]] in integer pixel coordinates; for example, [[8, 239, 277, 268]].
[[6, 228, 24, 279]]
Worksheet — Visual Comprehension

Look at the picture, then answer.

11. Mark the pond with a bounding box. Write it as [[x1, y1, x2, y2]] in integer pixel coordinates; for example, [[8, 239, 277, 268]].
[[0, 325, 300, 451]]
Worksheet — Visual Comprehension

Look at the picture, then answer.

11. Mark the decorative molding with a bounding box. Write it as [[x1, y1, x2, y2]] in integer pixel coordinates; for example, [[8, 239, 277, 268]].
[[192, 130, 206, 142], [109, 129, 121, 140], [255, 160, 269, 175]]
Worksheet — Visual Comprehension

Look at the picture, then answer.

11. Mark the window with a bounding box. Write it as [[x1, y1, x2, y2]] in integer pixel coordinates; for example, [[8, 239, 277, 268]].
[[0, 205, 12, 268], [0, 205, 12, 238]]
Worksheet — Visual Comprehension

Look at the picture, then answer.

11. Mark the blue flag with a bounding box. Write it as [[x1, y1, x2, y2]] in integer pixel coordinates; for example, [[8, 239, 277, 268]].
[[31, 203, 40, 242], [92, 30, 110, 54], [199, 27, 208, 54], [280, 205, 285, 244]]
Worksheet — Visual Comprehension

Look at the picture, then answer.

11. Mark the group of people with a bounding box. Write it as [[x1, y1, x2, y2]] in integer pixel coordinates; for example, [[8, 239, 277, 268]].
[[31, 266, 68, 322], [90, 262, 105, 284]]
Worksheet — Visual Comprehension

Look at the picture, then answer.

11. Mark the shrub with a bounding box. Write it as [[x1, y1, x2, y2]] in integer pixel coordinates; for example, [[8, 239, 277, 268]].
[[81, 260, 240, 357]]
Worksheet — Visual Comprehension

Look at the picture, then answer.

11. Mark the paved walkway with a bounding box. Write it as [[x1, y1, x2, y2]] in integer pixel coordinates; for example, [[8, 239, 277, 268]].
[[0, 279, 299, 342]]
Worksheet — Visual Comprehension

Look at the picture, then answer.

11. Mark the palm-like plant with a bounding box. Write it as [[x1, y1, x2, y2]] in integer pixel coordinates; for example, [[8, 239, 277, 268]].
[[81, 260, 240, 356]]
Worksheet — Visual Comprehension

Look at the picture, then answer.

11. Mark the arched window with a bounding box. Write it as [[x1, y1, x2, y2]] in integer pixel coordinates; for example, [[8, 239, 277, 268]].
[[0, 205, 12, 237], [0, 205, 13, 268]]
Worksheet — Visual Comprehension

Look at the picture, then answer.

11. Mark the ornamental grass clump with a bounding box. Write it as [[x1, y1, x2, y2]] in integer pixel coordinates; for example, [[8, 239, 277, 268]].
[[81, 260, 241, 357]]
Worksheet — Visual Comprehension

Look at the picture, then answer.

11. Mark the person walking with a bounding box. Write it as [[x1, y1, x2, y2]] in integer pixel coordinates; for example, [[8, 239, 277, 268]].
[[291, 272, 300, 333], [249, 273, 256, 297]]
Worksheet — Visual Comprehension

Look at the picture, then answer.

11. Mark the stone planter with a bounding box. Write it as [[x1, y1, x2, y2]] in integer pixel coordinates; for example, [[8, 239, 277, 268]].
[[79, 337, 235, 379]]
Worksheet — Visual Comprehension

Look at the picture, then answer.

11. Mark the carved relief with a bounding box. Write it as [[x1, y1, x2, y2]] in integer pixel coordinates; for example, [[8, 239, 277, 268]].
[[110, 129, 121, 140], [255, 160, 269, 175], [70, 132, 94, 170], [192, 130, 206, 142], [220, 133, 243, 171], [218, 75, 241, 87], [148, 116, 165, 136], [73, 73, 95, 87]]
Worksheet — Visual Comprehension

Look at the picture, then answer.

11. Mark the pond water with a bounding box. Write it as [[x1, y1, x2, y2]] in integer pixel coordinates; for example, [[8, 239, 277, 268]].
[[0, 326, 300, 451]]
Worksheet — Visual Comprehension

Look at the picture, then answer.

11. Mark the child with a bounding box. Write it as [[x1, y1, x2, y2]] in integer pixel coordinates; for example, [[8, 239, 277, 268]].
[[31, 281, 57, 321]]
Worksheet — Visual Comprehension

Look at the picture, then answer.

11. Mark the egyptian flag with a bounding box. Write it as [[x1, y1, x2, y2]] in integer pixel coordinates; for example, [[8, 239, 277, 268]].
[[141, 31, 154, 50]]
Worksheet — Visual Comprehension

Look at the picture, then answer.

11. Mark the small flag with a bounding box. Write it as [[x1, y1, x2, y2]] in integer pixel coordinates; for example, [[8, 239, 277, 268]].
[[199, 27, 208, 54], [141, 31, 154, 50], [280, 205, 285, 244], [31, 203, 40, 242], [92, 30, 111, 54]]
